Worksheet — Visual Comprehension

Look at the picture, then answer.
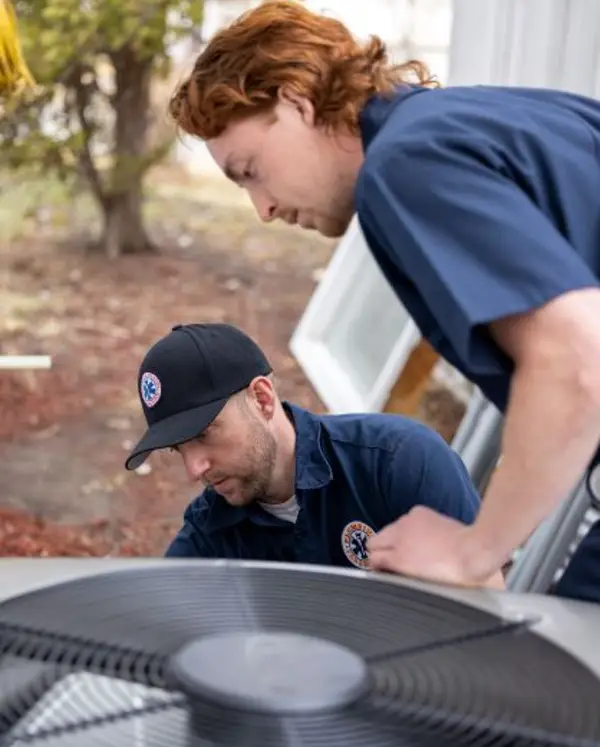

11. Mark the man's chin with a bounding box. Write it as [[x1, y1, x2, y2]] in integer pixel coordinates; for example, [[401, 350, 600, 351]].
[[318, 227, 343, 238], [313, 223, 346, 239], [315, 214, 353, 239], [220, 490, 254, 507], [223, 498, 248, 509]]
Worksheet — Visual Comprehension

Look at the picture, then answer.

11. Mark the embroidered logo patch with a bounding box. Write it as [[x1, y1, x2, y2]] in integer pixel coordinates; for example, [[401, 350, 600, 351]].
[[140, 371, 161, 408], [341, 521, 375, 569]]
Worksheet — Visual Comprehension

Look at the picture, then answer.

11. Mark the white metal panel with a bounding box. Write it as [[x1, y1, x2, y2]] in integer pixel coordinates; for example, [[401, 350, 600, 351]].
[[0, 356, 52, 370], [289, 218, 421, 413]]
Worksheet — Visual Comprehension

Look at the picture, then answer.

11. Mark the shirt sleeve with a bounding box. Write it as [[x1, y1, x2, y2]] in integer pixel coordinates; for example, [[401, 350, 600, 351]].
[[357, 126, 599, 375], [383, 426, 481, 525], [164, 500, 216, 557]]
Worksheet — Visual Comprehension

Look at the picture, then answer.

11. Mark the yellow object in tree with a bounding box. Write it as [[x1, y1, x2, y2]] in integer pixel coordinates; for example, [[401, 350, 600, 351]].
[[0, 0, 34, 94]]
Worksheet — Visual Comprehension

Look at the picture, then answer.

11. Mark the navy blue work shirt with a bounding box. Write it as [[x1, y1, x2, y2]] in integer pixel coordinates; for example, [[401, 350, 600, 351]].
[[355, 84, 600, 601], [166, 403, 480, 569]]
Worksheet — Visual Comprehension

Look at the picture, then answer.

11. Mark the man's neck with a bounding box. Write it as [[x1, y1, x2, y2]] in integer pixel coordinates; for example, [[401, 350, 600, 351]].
[[262, 406, 297, 504]]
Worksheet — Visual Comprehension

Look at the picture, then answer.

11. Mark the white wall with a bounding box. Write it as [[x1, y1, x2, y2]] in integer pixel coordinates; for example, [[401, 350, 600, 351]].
[[449, 0, 600, 95]]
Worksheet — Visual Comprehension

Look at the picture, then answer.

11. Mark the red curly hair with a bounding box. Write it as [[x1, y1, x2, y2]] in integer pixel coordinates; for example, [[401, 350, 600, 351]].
[[169, 0, 439, 139]]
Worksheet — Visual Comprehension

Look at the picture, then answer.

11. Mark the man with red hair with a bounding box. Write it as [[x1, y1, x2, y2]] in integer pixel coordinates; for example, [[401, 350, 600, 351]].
[[168, 1, 600, 602]]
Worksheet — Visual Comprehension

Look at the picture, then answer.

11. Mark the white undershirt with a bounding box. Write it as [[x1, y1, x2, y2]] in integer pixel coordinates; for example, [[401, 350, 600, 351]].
[[258, 495, 300, 523]]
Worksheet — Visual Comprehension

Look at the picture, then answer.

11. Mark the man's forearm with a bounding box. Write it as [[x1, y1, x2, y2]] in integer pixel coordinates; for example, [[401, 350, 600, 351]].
[[463, 357, 600, 581]]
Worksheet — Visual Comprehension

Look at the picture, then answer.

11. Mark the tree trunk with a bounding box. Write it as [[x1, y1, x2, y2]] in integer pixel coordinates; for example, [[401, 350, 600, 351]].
[[100, 187, 154, 258], [100, 44, 156, 258]]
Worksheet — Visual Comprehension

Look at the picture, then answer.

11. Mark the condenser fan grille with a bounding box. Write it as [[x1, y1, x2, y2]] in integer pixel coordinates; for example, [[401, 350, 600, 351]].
[[0, 561, 598, 747]]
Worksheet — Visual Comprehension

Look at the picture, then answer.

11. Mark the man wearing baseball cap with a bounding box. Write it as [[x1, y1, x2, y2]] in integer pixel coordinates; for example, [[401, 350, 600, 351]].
[[126, 322, 274, 471], [126, 322, 499, 581]]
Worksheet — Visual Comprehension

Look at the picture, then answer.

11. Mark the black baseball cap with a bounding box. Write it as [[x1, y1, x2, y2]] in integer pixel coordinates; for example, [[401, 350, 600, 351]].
[[125, 323, 272, 470]]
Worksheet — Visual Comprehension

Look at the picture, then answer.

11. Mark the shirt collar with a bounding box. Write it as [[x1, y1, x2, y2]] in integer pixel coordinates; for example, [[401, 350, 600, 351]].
[[203, 402, 333, 533], [358, 84, 428, 151], [284, 401, 333, 490]]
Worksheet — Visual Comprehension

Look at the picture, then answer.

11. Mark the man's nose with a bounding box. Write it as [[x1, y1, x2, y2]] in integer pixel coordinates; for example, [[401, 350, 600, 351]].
[[249, 189, 277, 223], [184, 451, 211, 483]]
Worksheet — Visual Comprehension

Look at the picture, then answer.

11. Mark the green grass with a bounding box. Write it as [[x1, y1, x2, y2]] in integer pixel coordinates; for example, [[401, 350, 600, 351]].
[[0, 173, 97, 242]]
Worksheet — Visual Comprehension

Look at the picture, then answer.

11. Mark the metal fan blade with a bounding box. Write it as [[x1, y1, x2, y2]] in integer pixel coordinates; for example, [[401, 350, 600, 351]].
[[0, 657, 62, 736], [0, 620, 168, 689], [1, 676, 185, 747]]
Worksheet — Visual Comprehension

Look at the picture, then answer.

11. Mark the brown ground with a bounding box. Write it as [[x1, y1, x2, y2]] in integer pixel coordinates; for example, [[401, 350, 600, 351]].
[[0, 165, 465, 556]]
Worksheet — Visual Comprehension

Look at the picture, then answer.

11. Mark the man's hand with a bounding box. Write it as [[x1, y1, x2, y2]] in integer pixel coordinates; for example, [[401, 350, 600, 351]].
[[369, 289, 600, 593], [368, 506, 505, 590]]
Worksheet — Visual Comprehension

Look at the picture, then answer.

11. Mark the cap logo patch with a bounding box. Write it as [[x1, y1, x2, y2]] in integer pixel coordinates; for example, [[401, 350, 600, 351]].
[[141, 371, 161, 408], [341, 521, 375, 569]]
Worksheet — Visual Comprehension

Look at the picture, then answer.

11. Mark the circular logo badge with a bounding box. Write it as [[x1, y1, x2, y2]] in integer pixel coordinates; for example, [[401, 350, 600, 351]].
[[140, 371, 161, 408], [341, 521, 375, 569]]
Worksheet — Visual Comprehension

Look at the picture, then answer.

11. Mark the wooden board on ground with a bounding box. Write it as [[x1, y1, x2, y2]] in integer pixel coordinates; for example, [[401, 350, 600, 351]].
[[383, 339, 440, 417]]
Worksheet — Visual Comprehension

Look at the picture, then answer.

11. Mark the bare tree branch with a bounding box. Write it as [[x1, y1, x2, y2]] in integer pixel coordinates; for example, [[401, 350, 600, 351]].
[[71, 71, 106, 205]]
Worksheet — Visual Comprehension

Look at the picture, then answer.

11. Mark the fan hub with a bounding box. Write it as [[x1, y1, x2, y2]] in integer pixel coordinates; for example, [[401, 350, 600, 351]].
[[168, 631, 370, 715]]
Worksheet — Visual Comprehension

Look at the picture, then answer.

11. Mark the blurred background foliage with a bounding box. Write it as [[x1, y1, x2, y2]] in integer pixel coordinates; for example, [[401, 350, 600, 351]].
[[0, 0, 204, 256]]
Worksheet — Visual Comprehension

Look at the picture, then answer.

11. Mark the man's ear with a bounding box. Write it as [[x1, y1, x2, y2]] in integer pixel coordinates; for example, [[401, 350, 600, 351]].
[[278, 87, 316, 126], [249, 376, 277, 420]]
